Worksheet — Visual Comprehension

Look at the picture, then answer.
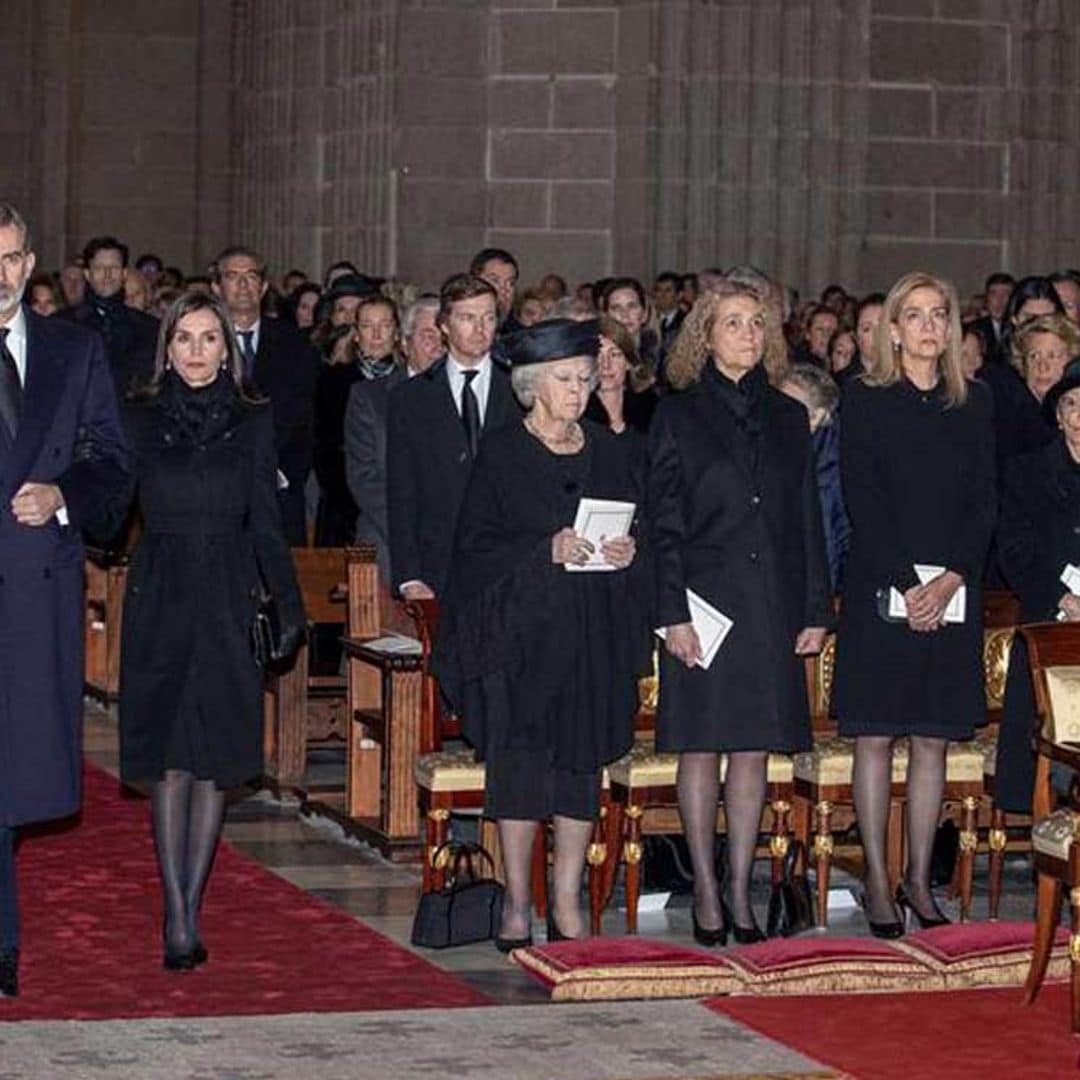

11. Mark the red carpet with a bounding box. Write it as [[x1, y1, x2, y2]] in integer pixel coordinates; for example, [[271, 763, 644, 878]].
[[3, 765, 488, 1020], [708, 984, 1080, 1079]]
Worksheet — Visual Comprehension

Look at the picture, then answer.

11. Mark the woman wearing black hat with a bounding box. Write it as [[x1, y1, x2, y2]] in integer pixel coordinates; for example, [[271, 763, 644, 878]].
[[994, 358, 1080, 813], [435, 319, 650, 948], [648, 280, 831, 946]]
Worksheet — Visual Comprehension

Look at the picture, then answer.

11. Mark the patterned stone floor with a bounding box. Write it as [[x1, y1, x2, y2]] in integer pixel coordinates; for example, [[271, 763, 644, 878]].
[[0, 703, 1039, 1078]]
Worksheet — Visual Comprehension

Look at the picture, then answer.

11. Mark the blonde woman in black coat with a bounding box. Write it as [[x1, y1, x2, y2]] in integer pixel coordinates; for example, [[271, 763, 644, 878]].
[[648, 280, 831, 945], [834, 272, 995, 936], [121, 293, 303, 970]]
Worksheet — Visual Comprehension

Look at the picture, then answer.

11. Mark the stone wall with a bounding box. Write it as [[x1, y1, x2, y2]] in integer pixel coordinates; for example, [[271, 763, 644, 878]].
[[7, 0, 1080, 297]]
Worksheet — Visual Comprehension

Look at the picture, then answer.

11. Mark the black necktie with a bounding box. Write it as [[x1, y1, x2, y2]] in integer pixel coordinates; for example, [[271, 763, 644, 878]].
[[0, 327, 22, 439], [461, 369, 481, 458], [239, 330, 257, 379]]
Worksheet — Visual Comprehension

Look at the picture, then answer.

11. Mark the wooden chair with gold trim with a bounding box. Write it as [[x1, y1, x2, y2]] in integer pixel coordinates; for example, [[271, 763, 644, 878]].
[[406, 598, 552, 918], [1020, 623, 1080, 1030], [791, 625, 999, 928]]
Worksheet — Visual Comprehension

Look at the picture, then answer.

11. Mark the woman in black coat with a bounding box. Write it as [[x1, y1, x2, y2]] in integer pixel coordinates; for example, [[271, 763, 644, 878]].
[[435, 320, 648, 949], [834, 272, 996, 936], [120, 293, 304, 970], [648, 281, 832, 946], [994, 360, 1080, 811], [313, 295, 401, 546]]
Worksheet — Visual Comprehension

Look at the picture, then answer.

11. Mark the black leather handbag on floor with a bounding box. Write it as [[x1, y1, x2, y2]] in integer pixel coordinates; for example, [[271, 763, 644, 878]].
[[410, 844, 505, 949], [766, 839, 815, 938]]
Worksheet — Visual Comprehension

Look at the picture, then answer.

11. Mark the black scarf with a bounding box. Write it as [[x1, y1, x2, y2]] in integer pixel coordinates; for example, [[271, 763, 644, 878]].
[[704, 360, 767, 479], [161, 370, 238, 443]]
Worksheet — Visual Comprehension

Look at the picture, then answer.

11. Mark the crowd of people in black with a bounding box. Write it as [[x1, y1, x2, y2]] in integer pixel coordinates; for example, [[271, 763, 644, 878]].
[[4, 200, 1080, 997]]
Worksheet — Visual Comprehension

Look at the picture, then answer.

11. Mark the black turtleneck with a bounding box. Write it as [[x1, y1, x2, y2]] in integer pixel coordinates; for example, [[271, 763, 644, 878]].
[[161, 370, 238, 443]]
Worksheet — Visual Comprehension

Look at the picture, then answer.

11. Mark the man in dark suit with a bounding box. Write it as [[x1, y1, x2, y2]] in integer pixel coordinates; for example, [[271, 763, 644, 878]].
[[0, 203, 132, 998], [653, 271, 685, 360], [972, 271, 1015, 365], [212, 245, 317, 545], [387, 275, 518, 599], [56, 235, 158, 398]]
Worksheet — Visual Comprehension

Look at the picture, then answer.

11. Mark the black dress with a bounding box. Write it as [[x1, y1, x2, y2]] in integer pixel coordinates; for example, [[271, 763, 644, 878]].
[[584, 385, 658, 434], [834, 376, 997, 739], [434, 419, 649, 820], [994, 437, 1080, 811], [647, 363, 832, 754], [119, 374, 304, 787]]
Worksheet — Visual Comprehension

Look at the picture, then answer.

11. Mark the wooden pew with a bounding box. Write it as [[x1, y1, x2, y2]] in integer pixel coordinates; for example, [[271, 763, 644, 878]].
[[84, 547, 128, 702], [262, 547, 351, 796]]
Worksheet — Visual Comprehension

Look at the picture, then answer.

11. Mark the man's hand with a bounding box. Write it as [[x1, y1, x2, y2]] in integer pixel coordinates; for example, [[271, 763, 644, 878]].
[[11, 483, 64, 527]]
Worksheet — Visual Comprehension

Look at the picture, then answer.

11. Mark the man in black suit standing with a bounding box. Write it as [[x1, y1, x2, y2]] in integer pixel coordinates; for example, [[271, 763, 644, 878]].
[[212, 245, 316, 545], [653, 270, 685, 368], [972, 271, 1015, 365], [0, 203, 132, 998], [387, 275, 518, 599], [56, 235, 158, 398]]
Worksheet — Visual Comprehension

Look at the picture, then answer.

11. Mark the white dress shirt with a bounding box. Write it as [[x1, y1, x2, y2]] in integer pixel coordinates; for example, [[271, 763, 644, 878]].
[[3, 306, 68, 523], [446, 353, 492, 421]]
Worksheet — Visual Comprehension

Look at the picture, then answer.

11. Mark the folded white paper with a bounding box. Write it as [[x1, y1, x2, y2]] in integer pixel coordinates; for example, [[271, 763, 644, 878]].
[[888, 563, 966, 624], [655, 589, 734, 671], [566, 497, 636, 572], [1061, 563, 1080, 598], [363, 633, 422, 656]]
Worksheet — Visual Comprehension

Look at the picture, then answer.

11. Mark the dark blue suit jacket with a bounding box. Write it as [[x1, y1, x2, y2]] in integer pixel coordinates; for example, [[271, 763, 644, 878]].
[[0, 307, 131, 826]]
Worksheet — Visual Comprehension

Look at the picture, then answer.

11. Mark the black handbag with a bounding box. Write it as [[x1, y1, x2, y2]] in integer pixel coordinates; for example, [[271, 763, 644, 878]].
[[410, 844, 505, 949], [251, 589, 284, 668], [766, 839, 815, 938]]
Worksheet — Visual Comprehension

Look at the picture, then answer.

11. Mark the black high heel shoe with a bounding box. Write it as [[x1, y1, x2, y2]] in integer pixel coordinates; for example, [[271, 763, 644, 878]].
[[163, 947, 197, 971], [191, 941, 209, 966], [494, 932, 533, 954], [895, 883, 950, 930], [546, 908, 583, 943], [857, 890, 904, 940], [691, 906, 727, 948], [720, 897, 766, 945]]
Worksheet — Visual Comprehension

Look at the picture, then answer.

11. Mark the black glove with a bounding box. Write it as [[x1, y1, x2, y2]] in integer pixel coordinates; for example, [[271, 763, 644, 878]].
[[271, 621, 306, 665]]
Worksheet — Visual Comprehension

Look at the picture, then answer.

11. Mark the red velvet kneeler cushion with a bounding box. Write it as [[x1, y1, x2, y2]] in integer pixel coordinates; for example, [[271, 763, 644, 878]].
[[723, 936, 935, 995], [895, 921, 1070, 989], [510, 937, 741, 1002]]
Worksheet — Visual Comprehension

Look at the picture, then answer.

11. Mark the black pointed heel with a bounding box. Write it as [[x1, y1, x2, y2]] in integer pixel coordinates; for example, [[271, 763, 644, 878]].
[[895, 883, 950, 930], [691, 906, 728, 948], [546, 908, 574, 943], [858, 890, 904, 940], [494, 933, 532, 954], [720, 897, 766, 945]]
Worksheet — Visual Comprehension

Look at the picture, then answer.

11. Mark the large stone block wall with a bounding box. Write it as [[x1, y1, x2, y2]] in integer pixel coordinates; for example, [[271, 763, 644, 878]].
[[6, 1, 1080, 297]]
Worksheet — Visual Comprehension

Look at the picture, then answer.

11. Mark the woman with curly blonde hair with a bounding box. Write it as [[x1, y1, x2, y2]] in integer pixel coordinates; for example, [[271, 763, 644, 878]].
[[648, 277, 831, 946], [668, 276, 790, 390]]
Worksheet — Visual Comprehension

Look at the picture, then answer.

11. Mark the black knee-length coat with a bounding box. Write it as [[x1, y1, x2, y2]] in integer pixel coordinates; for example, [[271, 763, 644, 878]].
[[119, 374, 304, 787], [994, 436, 1080, 810], [647, 363, 832, 753], [833, 376, 996, 738]]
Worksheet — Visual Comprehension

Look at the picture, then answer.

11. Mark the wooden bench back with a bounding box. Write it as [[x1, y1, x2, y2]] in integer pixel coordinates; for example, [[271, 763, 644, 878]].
[[290, 547, 347, 625]]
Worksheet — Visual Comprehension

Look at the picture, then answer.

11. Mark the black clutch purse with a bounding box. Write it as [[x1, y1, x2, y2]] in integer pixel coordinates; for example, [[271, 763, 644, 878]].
[[410, 844, 505, 949], [766, 839, 815, 938], [252, 589, 304, 668]]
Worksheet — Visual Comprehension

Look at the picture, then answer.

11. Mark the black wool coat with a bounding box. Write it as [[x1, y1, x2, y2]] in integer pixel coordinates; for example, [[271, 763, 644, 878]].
[[0, 310, 132, 826], [435, 420, 650, 772], [119, 375, 303, 788], [833, 376, 997, 739], [994, 436, 1080, 811], [647, 364, 832, 753]]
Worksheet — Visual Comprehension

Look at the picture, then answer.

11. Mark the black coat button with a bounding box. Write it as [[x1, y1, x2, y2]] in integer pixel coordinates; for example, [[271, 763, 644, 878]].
[[749, 551, 758, 562]]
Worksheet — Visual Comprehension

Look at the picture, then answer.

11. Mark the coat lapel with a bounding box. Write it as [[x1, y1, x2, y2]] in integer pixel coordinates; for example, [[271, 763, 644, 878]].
[[0, 310, 65, 496]]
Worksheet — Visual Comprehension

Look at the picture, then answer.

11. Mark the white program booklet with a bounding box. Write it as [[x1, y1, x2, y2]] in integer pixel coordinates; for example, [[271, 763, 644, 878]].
[[655, 589, 734, 671], [888, 563, 966, 624], [1061, 563, 1080, 597], [566, 498, 636, 572]]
